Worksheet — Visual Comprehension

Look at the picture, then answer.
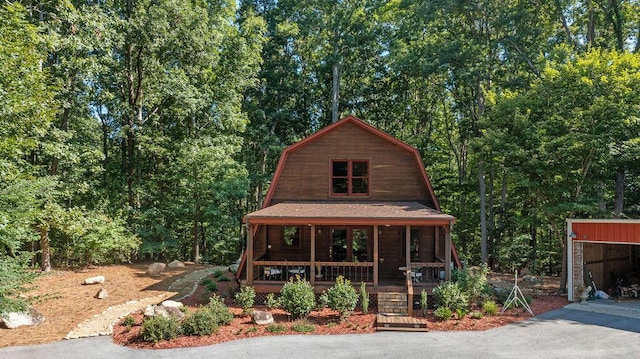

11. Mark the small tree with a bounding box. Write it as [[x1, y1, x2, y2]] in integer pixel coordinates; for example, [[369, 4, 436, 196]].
[[360, 282, 369, 314], [234, 286, 256, 314]]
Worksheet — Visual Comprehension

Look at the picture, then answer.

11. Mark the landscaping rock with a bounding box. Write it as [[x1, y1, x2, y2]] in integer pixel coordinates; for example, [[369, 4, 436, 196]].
[[83, 275, 105, 285], [147, 262, 166, 276], [1, 306, 45, 329], [251, 310, 274, 325], [143, 300, 185, 320], [168, 260, 185, 268], [95, 288, 109, 299]]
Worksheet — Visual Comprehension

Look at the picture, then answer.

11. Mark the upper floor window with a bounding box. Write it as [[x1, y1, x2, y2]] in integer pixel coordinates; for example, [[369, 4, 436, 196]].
[[331, 160, 369, 196]]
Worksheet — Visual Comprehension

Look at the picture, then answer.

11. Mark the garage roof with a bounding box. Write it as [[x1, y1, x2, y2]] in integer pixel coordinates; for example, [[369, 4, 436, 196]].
[[567, 219, 640, 244]]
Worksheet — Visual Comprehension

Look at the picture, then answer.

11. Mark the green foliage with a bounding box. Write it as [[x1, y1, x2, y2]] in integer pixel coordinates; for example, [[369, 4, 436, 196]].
[[266, 323, 288, 333], [266, 293, 280, 310], [279, 276, 316, 319], [470, 311, 483, 319], [323, 276, 359, 320], [433, 282, 469, 312], [122, 315, 136, 328], [213, 270, 225, 278], [234, 286, 256, 314], [206, 295, 234, 326], [201, 278, 218, 293], [456, 265, 490, 306], [0, 253, 36, 313], [359, 282, 369, 314], [217, 275, 231, 282], [141, 316, 180, 343], [420, 289, 429, 316], [496, 234, 532, 273], [291, 319, 315, 333], [434, 307, 453, 321], [456, 307, 468, 319], [482, 300, 498, 316], [182, 308, 220, 336]]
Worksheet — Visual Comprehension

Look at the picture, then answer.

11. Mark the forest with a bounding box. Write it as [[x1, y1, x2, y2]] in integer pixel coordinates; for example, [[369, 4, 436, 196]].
[[1, 0, 639, 309]]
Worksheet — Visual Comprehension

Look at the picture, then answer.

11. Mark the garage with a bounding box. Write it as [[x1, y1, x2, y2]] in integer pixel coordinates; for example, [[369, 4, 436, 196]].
[[567, 219, 640, 301]]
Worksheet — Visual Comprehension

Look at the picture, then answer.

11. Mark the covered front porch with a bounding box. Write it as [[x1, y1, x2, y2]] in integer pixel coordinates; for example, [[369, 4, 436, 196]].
[[241, 202, 458, 298]]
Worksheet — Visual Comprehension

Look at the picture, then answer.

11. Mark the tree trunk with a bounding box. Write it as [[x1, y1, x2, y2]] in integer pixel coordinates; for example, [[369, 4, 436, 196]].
[[479, 164, 488, 264], [614, 169, 624, 217], [40, 228, 52, 272], [192, 204, 200, 264]]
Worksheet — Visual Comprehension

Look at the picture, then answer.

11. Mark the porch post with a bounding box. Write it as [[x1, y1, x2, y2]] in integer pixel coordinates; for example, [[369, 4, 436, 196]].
[[247, 223, 254, 285], [373, 225, 379, 287], [405, 225, 411, 282], [445, 224, 452, 281], [310, 224, 316, 285]]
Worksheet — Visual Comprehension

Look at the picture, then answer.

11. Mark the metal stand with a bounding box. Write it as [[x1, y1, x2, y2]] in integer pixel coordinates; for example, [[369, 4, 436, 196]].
[[500, 272, 534, 316]]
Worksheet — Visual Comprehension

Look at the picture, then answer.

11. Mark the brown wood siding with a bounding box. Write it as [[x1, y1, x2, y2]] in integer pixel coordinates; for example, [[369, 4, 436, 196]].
[[270, 122, 433, 206], [583, 243, 635, 292], [419, 227, 436, 262]]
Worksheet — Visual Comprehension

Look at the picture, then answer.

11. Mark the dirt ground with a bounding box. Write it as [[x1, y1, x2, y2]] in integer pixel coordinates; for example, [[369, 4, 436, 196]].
[[0, 263, 206, 348], [2, 265, 569, 349]]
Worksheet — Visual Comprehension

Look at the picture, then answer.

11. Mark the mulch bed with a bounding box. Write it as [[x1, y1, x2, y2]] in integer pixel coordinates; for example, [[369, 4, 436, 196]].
[[112, 271, 569, 349]]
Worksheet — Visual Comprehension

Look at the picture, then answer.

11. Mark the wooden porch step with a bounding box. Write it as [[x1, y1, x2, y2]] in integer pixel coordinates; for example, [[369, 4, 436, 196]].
[[376, 314, 428, 332], [378, 292, 408, 315]]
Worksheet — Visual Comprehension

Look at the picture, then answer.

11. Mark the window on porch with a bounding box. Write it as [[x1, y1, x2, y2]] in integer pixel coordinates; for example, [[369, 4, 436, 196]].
[[283, 226, 300, 248]]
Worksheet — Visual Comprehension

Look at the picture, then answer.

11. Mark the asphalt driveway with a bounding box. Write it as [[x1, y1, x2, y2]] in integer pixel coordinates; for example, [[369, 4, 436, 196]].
[[1, 307, 638, 359]]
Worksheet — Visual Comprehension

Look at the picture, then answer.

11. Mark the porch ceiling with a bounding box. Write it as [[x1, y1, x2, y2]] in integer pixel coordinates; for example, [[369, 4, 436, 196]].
[[244, 201, 455, 226]]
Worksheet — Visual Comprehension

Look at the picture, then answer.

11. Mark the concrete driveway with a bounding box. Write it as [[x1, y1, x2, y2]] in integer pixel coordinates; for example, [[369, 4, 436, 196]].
[[1, 307, 638, 359]]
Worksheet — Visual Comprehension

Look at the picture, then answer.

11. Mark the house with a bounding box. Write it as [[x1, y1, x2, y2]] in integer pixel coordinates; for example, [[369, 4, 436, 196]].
[[567, 219, 640, 301], [238, 115, 460, 313]]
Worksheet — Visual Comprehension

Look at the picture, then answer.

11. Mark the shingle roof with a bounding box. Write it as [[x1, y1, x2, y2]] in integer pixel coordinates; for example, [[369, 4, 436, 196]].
[[244, 201, 455, 226]]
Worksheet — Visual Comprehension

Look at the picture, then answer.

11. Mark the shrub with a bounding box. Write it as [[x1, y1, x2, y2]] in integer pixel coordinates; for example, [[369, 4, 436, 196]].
[[267, 323, 288, 333], [456, 307, 468, 319], [279, 276, 316, 319], [201, 278, 218, 292], [482, 300, 498, 316], [207, 295, 234, 325], [470, 311, 483, 319], [141, 316, 180, 343], [324, 276, 359, 320], [217, 275, 231, 282], [433, 306, 452, 321], [213, 269, 225, 278], [122, 315, 136, 328], [266, 293, 280, 309], [360, 282, 369, 314], [182, 309, 219, 336], [234, 286, 255, 314], [433, 282, 469, 312], [291, 319, 315, 333], [420, 289, 428, 316], [457, 265, 489, 305]]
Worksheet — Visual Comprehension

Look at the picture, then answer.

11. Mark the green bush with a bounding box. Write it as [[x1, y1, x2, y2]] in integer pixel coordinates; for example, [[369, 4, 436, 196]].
[[201, 278, 218, 292], [279, 276, 316, 319], [456, 307, 468, 319], [182, 308, 219, 336], [482, 300, 498, 315], [234, 286, 255, 314], [207, 295, 234, 325], [217, 275, 231, 282], [433, 282, 469, 312], [324, 276, 359, 320], [360, 282, 369, 314], [470, 311, 483, 319], [420, 289, 428, 316], [291, 319, 315, 333], [433, 306, 452, 321], [141, 316, 180, 343], [213, 269, 225, 278], [457, 265, 489, 306], [267, 323, 288, 333], [122, 315, 136, 328], [266, 293, 280, 309]]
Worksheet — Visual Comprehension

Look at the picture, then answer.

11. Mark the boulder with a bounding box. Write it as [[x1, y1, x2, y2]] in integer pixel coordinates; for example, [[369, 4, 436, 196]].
[[1, 306, 45, 329], [168, 260, 185, 268], [83, 275, 105, 285], [95, 288, 109, 299], [147, 262, 166, 276], [144, 301, 185, 320], [251, 310, 274, 325]]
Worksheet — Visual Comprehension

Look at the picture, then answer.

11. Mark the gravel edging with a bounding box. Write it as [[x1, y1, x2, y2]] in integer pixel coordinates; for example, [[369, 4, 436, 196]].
[[64, 266, 225, 340]]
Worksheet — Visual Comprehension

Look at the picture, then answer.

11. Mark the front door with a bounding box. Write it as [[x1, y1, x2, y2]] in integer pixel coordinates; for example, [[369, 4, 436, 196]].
[[330, 227, 371, 262]]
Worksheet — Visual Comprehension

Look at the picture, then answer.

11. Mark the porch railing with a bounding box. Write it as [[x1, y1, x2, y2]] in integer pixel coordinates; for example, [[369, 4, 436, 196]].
[[253, 260, 374, 284], [408, 262, 446, 286]]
